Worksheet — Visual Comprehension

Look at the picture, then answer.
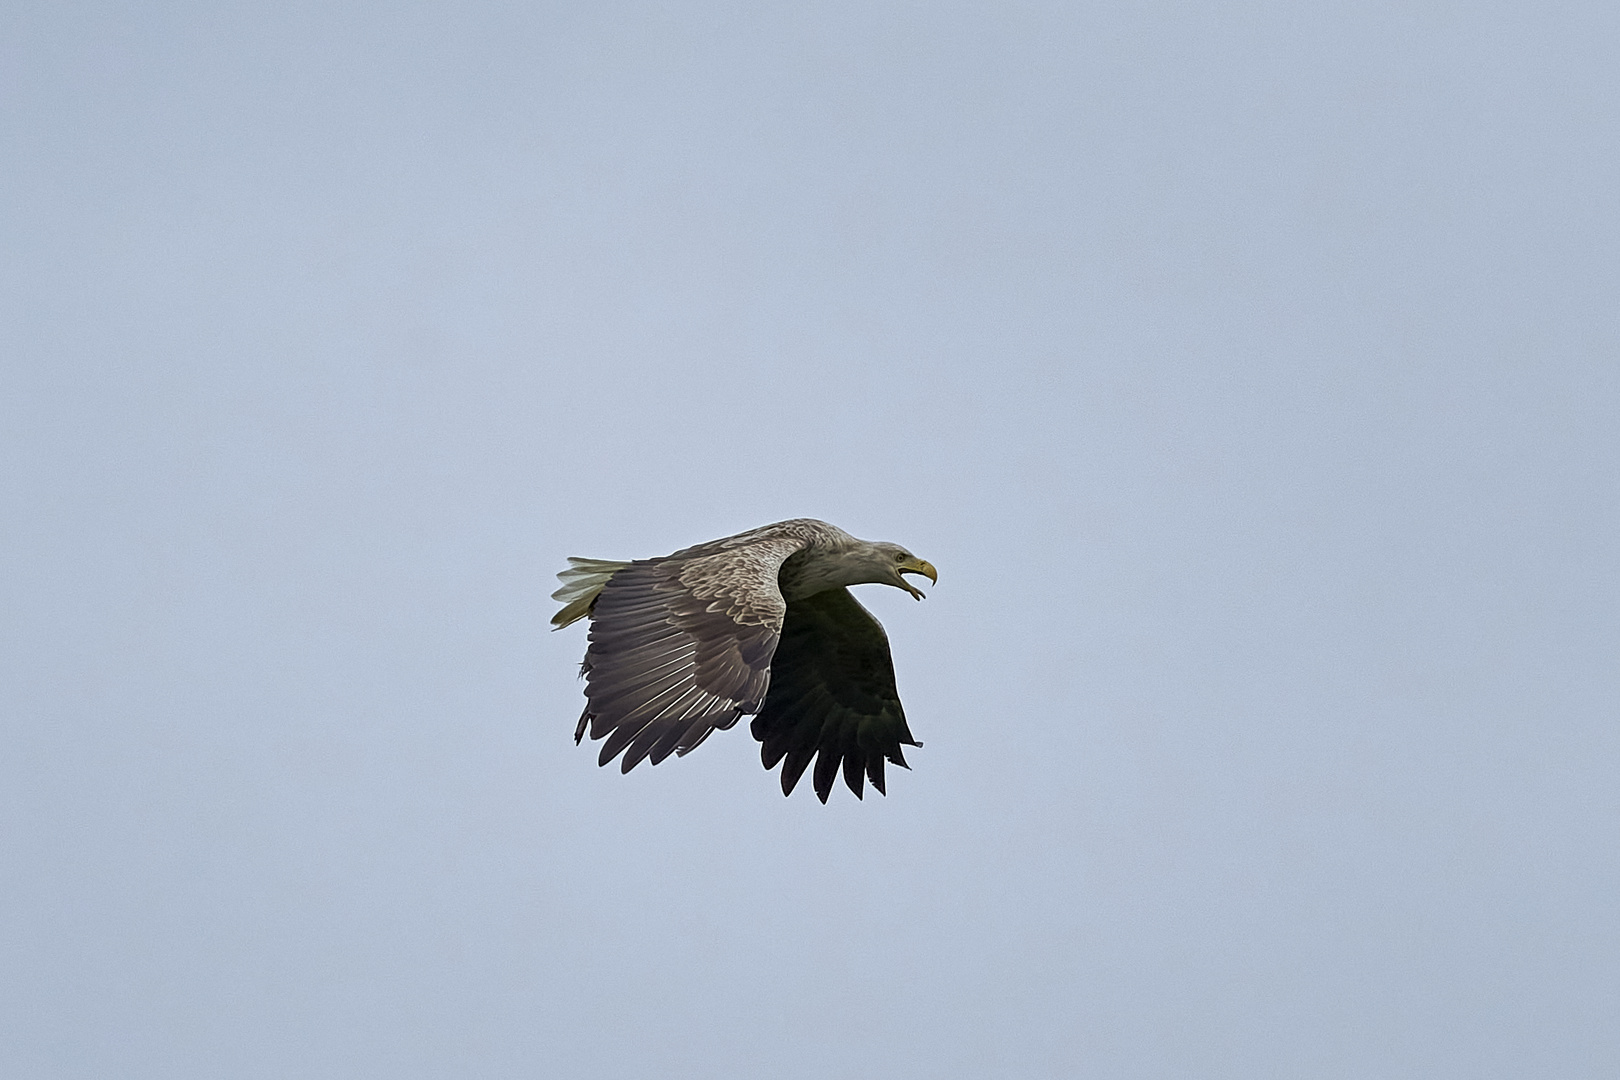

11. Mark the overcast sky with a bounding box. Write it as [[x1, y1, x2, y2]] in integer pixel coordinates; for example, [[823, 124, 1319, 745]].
[[4, 2, 1617, 1077]]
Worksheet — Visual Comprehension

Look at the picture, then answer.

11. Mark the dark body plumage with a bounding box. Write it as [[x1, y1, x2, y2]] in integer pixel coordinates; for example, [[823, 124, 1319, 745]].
[[552, 519, 934, 802]]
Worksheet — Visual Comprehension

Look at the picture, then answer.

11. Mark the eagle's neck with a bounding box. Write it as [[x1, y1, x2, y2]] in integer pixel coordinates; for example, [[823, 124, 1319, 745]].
[[777, 544, 875, 601]]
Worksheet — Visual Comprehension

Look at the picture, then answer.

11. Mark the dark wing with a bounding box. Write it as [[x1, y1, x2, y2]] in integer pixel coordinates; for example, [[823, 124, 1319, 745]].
[[750, 586, 922, 803], [575, 536, 808, 773]]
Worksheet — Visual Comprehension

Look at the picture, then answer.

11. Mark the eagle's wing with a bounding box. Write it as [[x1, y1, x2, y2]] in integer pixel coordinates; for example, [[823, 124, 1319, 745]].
[[750, 586, 922, 802], [567, 535, 810, 772]]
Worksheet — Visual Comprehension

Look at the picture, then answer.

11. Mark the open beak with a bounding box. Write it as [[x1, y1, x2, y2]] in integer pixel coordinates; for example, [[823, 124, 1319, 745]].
[[896, 558, 938, 600]]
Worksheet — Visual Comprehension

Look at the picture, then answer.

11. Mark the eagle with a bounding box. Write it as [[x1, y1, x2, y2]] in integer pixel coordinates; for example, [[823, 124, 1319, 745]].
[[552, 519, 937, 802]]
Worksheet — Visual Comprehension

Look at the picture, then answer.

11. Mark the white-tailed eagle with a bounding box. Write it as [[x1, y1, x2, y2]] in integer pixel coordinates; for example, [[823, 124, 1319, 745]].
[[552, 519, 936, 802]]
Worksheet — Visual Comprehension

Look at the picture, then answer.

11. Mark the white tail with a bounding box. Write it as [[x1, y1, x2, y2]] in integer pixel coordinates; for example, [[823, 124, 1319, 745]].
[[550, 557, 631, 628]]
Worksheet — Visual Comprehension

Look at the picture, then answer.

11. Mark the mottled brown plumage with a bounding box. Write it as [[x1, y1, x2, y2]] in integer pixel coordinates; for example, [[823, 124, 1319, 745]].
[[552, 519, 936, 801]]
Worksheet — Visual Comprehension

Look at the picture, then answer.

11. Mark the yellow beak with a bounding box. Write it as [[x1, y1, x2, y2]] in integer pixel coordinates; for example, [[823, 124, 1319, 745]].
[[896, 558, 938, 600]]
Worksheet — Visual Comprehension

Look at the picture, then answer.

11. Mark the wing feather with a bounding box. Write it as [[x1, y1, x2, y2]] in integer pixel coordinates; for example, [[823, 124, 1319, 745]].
[[749, 587, 922, 802], [564, 535, 810, 774], [779, 746, 815, 796]]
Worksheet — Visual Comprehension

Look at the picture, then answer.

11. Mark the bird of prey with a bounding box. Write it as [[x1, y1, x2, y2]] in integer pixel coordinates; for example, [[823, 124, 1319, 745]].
[[552, 519, 937, 802]]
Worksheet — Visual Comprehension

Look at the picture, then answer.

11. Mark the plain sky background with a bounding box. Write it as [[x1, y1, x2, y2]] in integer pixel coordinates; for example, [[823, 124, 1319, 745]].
[[4, 2, 1617, 1077]]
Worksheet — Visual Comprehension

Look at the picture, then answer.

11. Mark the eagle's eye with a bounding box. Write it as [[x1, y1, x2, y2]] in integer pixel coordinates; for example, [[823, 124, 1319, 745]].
[[895, 551, 909, 562]]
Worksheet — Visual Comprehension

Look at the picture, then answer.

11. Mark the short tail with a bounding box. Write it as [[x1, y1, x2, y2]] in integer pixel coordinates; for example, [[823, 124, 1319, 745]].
[[550, 558, 631, 629]]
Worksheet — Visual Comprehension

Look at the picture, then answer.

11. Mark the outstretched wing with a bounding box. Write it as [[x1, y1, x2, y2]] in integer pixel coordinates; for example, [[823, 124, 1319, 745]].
[[570, 535, 810, 773], [750, 586, 922, 802]]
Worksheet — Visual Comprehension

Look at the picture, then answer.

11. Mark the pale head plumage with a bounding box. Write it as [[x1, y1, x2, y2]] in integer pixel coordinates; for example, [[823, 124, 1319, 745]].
[[778, 539, 938, 600]]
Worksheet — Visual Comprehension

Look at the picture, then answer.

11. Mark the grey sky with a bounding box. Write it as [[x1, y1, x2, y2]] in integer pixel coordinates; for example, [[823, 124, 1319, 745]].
[[4, 2, 1616, 1077]]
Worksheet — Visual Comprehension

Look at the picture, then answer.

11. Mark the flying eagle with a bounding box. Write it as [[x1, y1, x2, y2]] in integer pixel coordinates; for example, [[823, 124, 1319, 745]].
[[552, 519, 937, 802]]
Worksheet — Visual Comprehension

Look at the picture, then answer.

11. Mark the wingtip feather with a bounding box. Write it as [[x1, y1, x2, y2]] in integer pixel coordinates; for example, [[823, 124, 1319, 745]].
[[843, 754, 865, 800]]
